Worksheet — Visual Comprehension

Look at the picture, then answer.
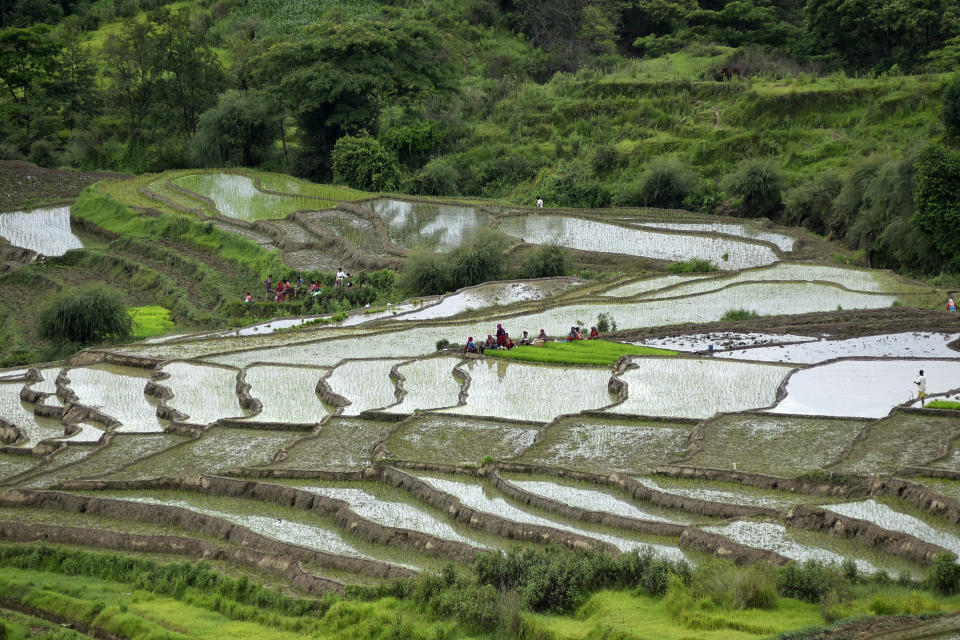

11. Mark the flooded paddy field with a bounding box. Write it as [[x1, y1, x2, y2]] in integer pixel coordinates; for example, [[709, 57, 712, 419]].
[[386, 357, 463, 414], [387, 414, 539, 465], [268, 418, 392, 471], [157, 362, 246, 424], [64, 364, 164, 433], [716, 332, 960, 364], [514, 416, 691, 474], [829, 413, 960, 474], [367, 199, 492, 251], [0, 206, 83, 255], [637, 475, 842, 511], [683, 414, 870, 476], [324, 359, 403, 415], [635, 221, 797, 252], [244, 364, 330, 423], [0, 381, 65, 447]]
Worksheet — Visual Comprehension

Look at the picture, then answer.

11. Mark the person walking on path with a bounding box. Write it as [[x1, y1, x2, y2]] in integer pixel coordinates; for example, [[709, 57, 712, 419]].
[[914, 369, 927, 406]]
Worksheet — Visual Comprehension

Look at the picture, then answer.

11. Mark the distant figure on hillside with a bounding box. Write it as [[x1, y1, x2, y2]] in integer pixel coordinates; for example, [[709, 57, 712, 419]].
[[948, 297, 957, 312], [914, 369, 927, 405], [264, 275, 273, 301], [536, 197, 544, 209], [336, 267, 349, 287]]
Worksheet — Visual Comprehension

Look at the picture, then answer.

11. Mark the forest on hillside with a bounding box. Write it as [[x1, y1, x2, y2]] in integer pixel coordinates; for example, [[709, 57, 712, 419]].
[[2, 0, 960, 276]]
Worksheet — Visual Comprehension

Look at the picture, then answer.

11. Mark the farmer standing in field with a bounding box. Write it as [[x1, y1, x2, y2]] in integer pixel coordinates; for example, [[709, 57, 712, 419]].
[[914, 369, 927, 406], [264, 275, 273, 301]]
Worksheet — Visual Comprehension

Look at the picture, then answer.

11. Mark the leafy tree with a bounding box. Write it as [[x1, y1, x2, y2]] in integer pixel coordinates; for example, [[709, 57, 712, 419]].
[[102, 19, 164, 141], [536, 161, 611, 208], [38, 284, 132, 345], [331, 133, 401, 192], [626, 161, 696, 208], [250, 8, 456, 179], [783, 172, 841, 234], [943, 74, 960, 138], [619, 0, 697, 45], [411, 157, 460, 196], [913, 143, 960, 271], [193, 90, 275, 167], [688, 0, 797, 47], [722, 158, 785, 218], [0, 24, 60, 138]]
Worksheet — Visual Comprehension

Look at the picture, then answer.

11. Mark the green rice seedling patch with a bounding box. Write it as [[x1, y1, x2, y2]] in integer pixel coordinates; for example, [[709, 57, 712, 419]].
[[387, 414, 539, 465], [25, 433, 189, 488], [485, 340, 677, 366], [501, 473, 694, 524], [524, 589, 821, 640], [0, 381, 64, 448], [174, 173, 334, 221], [638, 221, 797, 252], [602, 274, 710, 297], [324, 360, 403, 415], [498, 215, 778, 269], [0, 604, 97, 639], [415, 473, 688, 561], [385, 357, 463, 414], [289, 483, 489, 547], [268, 418, 391, 471], [299, 210, 392, 256], [772, 360, 960, 419], [368, 199, 493, 251], [683, 414, 869, 477], [106, 427, 300, 480], [515, 415, 690, 474], [704, 519, 923, 576], [610, 358, 792, 419], [443, 359, 616, 423], [0, 206, 83, 256], [158, 362, 245, 425], [128, 306, 175, 340], [64, 365, 164, 433], [831, 413, 960, 474], [638, 476, 841, 511], [105, 490, 437, 571], [0, 453, 39, 482], [826, 499, 960, 557], [243, 365, 330, 424], [928, 400, 960, 410]]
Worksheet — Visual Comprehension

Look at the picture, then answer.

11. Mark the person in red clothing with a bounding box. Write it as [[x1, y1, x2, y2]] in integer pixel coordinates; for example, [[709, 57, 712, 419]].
[[538, 329, 548, 341], [589, 326, 600, 339], [496, 323, 507, 348], [276, 281, 283, 302]]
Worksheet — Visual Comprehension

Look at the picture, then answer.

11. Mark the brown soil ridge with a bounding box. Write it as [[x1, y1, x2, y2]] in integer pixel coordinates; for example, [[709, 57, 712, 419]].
[[0, 487, 413, 580], [655, 465, 873, 499], [871, 477, 960, 527], [785, 504, 952, 564], [678, 528, 789, 566], [0, 521, 344, 596], [612, 307, 960, 343]]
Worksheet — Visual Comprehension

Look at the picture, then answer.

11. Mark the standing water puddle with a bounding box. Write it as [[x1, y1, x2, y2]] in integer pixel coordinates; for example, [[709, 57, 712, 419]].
[[0, 206, 83, 256]]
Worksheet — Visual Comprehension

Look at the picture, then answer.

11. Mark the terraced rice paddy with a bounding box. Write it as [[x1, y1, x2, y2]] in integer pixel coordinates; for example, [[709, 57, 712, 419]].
[[63, 365, 163, 433], [396, 280, 575, 321], [243, 364, 329, 423], [416, 473, 688, 560], [174, 173, 325, 221], [826, 499, 960, 556], [158, 362, 245, 424], [443, 360, 616, 422], [829, 413, 960, 474], [368, 199, 492, 251], [324, 359, 403, 415], [636, 476, 830, 511], [26, 367, 60, 395], [717, 332, 960, 363], [59, 423, 104, 443], [505, 476, 690, 523], [609, 358, 792, 418], [299, 210, 393, 256], [388, 414, 539, 465], [293, 484, 484, 546], [0, 381, 65, 447], [637, 221, 797, 252], [602, 275, 709, 297], [516, 417, 690, 474], [387, 357, 463, 414], [269, 418, 392, 471], [498, 215, 778, 269], [770, 360, 960, 418], [0, 206, 83, 255], [638, 332, 816, 352], [683, 414, 869, 476]]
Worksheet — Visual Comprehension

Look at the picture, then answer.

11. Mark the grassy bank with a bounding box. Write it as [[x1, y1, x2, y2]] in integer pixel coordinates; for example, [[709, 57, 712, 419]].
[[485, 339, 677, 366]]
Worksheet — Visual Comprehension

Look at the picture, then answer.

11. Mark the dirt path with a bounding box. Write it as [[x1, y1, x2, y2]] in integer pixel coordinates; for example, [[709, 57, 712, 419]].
[[613, 308, 960, 343]]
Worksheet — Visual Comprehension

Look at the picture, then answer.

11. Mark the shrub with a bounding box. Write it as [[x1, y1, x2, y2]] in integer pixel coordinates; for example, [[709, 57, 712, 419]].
[[666, 259, 717, 274], [401, 250, 451, 296], [944, 73, 960, 138], [412, 156, 460, 196], [435, 339, 450, 351], [721, 309, 760, 321], [732, 566, 778, 610], [783, 173, 842, 233], [522, 245, 572, 278], [927, 553, 960, 594], [819, 589, 848, 622], [536, 161, 611, 208], [331, 132, 401, 191], [449, 228, 509, 290], [38, 284, 132, 345], [596, 312, 616, 333], [776, 561, 844, 603], [722, 158, 785, 218], [626, 161, 697, 209]]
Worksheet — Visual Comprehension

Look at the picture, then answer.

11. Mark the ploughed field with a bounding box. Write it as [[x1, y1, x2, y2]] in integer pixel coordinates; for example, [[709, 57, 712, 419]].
[[2, 176, 960, 617]]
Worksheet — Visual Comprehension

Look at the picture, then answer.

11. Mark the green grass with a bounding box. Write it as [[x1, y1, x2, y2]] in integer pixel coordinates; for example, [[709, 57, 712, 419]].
[[128, 305, 174, 339], [484, 339, 677, 366], [927, 400, 960, 410], [721, 309, 761, 321]]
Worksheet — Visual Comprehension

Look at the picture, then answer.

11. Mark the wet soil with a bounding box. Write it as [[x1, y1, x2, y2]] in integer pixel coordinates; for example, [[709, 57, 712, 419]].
[[0, 161, 127, 212], [613, 308, 960, 343]]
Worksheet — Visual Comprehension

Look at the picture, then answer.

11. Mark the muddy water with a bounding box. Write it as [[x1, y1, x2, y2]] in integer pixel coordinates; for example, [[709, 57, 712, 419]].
[[368, 199, 491, 251]]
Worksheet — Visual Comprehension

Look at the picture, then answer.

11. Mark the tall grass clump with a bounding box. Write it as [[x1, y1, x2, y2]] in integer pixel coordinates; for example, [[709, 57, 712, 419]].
[[721, 308, 760, 321], [666, 258, 717, 273], [522, 244, 572, 278], [722, 158, 785, 218], [615, 161, 697, 208], [402, 228, 509, 295], [38, 284, 132, 345]]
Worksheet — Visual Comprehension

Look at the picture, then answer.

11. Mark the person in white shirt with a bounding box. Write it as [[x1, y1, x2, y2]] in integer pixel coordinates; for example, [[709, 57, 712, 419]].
[[536, 197, 544, 209], [914, 369, 927, 405]]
